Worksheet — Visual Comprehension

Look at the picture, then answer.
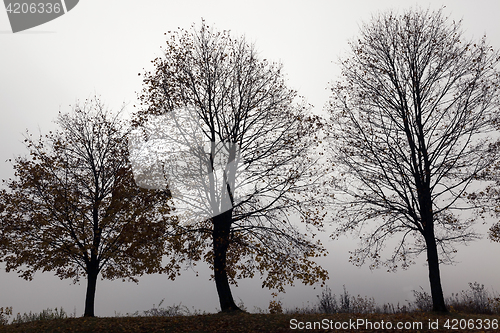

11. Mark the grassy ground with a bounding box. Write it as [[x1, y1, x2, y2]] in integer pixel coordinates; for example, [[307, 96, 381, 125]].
[[1, 311, 500, 333]]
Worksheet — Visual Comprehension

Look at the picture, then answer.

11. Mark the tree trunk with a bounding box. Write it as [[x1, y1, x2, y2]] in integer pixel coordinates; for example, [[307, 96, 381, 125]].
[[417, 176, 447, 313], [84, 264, 99, 317], [212, 210, 241, 312], [423, 222, 448, 312]]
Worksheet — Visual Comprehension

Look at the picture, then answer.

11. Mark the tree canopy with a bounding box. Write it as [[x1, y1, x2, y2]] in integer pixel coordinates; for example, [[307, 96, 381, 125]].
[[0, 98, 175, 317], [132, 21, 329, 311]]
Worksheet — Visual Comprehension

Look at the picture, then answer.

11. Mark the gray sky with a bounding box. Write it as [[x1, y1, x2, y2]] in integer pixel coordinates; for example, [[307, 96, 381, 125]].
[[1, 0, 500, 317]]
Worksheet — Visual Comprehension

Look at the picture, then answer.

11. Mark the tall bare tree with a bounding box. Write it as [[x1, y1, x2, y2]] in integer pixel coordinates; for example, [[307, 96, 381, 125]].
[[0, 98, 174, 317], [327, 8, 500, 312], [132, 22, 328, 312]]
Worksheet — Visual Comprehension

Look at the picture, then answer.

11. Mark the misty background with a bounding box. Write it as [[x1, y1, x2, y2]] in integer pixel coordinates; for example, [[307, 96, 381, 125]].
[[1, 0, 499, 317]]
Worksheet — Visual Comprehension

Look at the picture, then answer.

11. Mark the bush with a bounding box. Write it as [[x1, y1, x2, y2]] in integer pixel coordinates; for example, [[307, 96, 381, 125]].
[[339, 285, 351, 313], [351, 294, 377, 314], [411, 287, 433, 312], [0, 307, 13, 325], [268, 299, 283, 314], [317, 286, 337, 314]]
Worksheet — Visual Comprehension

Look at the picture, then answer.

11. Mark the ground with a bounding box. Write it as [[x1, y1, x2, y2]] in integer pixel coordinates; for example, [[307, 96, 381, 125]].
[[1, 311, 499, 332]]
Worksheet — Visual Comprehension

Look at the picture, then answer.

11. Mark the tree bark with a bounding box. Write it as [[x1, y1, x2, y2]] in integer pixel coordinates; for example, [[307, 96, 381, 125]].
[[212, 209, 241, 312], [417, 166, 447, 313], [423, 222, 448, 312], [84, 264, 99, 317]]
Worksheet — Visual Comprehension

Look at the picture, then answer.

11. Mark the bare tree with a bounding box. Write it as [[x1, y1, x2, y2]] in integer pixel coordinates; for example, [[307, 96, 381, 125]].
[[0, 98, 174, 317], [327, 8, 500, 312], [132, 22, 328, 312]]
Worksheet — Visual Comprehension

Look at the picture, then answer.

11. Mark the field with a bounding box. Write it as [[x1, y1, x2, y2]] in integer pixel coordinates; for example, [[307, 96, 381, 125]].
[[2, 283, 499, 332], [1, 311, 500, 332]]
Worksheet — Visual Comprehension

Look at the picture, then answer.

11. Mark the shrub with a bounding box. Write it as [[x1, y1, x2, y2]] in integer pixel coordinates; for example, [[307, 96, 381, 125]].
[[0, 307, 13, 325], [446, 282, 499, 314], [339, 285, 351, 313], [351, 294, 377, 314], [411, 287, 433, 312], [268, 299, 283, 314], [317, 286, 337, 314]]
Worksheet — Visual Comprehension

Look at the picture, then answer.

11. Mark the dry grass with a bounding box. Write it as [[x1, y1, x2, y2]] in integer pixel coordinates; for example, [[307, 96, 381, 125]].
[[2, 282, 499, 332], [1, 311, 499, 333]]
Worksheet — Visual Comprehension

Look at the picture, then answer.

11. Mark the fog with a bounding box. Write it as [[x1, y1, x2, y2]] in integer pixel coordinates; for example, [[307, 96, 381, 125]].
[[1, 0, 499, 317]]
